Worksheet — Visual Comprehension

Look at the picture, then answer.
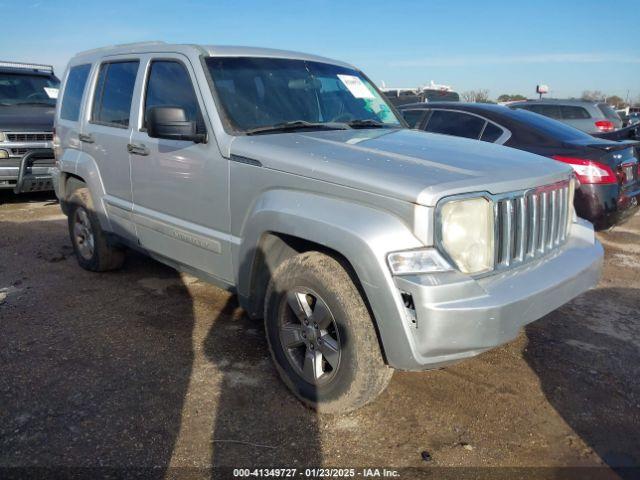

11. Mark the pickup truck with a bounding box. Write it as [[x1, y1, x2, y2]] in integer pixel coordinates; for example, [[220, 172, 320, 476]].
[[0, 61, 58, 193], [53, 42, 603, 412]]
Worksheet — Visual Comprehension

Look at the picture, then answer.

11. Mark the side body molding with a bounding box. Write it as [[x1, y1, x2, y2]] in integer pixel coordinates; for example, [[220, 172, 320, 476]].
[[234, 189, 424, 368]]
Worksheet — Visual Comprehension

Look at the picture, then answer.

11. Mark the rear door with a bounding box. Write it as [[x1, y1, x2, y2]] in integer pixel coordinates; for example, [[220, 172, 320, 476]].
[[129, 54, 232, 282], [82, 57, 141, 241]]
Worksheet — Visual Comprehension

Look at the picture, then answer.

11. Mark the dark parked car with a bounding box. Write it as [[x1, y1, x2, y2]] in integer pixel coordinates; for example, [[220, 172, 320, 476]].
[[399, 102, 640, 229]]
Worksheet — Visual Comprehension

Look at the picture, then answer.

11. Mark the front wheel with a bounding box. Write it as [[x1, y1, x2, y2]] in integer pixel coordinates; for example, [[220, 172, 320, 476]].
[[264, 251, 393, 413]]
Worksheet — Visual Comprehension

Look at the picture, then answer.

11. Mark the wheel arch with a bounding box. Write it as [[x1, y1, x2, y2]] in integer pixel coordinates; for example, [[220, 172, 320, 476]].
[[235, 190, 423, 368], [57, 150, 110, 230]]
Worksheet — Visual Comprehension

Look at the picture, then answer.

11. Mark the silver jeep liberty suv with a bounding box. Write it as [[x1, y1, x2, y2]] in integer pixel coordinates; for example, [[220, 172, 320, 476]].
[[53, 42, 603, 413]]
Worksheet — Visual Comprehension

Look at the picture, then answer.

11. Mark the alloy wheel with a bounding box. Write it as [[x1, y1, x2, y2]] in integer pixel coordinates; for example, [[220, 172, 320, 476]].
[[73, 208, 95, 261], [279, 288, 341, 385]]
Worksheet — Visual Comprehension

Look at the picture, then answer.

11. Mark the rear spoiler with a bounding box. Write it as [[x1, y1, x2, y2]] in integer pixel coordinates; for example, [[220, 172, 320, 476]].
[[584, 141, 640, 153], [592, 124, 639, 142]]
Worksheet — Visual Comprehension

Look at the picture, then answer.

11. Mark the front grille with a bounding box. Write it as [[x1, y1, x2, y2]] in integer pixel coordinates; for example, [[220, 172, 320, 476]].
[[6, 132, 53, 142], [11, 148, 29, 156], [494, 180, 572, 270]]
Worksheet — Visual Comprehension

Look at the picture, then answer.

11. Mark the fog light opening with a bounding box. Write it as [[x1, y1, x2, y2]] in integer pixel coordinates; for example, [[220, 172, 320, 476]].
[[401, 291, 417, 328]]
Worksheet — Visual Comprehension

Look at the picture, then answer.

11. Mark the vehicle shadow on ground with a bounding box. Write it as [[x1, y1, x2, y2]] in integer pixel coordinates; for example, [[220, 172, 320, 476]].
[[0, 217, 322, 476], [202, 251, 322, 476], [524, 287, 640, 477], [0, 190, 57, 205], [0, 218, 195, 478]]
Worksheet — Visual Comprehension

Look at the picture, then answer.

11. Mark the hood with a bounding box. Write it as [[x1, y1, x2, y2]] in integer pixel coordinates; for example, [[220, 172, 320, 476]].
[[0, 105, 55, 131], [230, 129, 572, 206]]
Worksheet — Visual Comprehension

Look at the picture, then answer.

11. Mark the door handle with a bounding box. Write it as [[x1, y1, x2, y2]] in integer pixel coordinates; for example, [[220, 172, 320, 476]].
[[78, 133, 94, 143], [127, 143, 149, 156]]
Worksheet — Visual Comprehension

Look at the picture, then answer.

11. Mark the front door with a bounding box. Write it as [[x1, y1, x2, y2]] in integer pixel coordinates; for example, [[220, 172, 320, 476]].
[[129, 55, 232, 282]]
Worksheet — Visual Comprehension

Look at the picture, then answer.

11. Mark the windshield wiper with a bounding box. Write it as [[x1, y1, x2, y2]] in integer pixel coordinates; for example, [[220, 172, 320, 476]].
[[245, 120, 349, 135], [346, 119, 395, 129]]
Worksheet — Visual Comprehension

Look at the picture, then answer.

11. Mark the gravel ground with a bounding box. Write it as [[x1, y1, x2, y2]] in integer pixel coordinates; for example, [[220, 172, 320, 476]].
[[0, 191, 638, 479]]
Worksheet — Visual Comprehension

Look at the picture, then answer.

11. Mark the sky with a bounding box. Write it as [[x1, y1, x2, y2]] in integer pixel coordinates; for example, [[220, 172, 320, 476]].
[[1, 0, 639, 101]]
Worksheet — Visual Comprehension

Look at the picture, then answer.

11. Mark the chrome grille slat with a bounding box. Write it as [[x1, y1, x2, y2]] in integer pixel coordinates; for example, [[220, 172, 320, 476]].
[[539, 192, 548, 253], [529, 193, 538, 258], [493, 180, 571, 271], [516, 196, 527, 262], [561, 186, 569, 241], [549, 189, 558, 248]]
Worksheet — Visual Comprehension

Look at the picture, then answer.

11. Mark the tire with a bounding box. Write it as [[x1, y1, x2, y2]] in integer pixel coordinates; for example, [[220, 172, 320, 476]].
[[264, 251, 393, 413], [67, 186, 125, 272]]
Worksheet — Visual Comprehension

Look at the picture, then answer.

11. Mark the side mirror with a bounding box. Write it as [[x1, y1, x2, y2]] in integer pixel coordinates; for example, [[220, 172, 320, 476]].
[[146, 106, 206, 143]]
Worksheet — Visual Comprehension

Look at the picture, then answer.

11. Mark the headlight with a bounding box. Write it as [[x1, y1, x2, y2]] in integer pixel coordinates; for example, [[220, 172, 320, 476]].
[[439, 196, 494, 274], [0, 132, 6, 142], [387, 248, 452, 275]]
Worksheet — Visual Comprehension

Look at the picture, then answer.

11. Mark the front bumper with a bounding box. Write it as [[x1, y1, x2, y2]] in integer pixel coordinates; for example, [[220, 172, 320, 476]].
[[390, 218, 603, 370], [0, 149, 55, 192], [0, 139, 55, 192]]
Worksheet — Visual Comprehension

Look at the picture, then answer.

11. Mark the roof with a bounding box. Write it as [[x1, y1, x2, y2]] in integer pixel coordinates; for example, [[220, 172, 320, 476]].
[[0, 61, 54, 75], [398, 102, 510, 114], [70, 41, 353, 68], [509, 98, 602, 105]]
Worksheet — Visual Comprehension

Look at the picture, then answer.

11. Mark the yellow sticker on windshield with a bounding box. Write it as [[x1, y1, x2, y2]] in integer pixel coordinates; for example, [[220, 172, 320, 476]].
[[337, 74, 375, 99]]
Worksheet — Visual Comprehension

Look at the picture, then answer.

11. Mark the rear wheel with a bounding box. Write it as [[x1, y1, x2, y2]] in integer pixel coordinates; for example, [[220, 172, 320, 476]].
[[264, 251, 393, 413], [67, 186, 124, 272]]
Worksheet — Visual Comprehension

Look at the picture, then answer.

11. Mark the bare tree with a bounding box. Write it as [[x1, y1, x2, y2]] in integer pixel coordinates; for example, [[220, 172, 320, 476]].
[[606, 95, 625, 108], [461, 89, 491, 103], [497, 94, 527, 102], [581, 90, 605, 101]]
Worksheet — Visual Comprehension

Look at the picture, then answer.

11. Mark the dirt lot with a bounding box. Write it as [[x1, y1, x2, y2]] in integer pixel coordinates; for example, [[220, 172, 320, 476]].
[[1, 191, 639, 479]]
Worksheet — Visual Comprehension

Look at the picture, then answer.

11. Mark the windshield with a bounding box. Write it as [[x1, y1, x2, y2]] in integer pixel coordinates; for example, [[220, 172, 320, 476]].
[[597, 103, 622, 122], [0, 73, 60, 106], [205, 57, 402, 133]]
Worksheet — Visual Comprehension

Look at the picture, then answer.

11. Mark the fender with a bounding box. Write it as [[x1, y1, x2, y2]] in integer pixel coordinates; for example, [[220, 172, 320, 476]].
[[61, 149, 112, 231], [235, 189, 425, 369]]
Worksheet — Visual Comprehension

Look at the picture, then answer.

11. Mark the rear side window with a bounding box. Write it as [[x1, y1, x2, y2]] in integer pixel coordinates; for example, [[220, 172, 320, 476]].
[[91, 61, 139, 127], [526, 104, 562, 119], [144, 61, 202, 129], [480, 122, 504, 142], [425, 110, 485, 139], [401, 109, 427, 128], [597, 103, 622, 121], [560, 106, 590, 119], [60, 64, 91, 121]]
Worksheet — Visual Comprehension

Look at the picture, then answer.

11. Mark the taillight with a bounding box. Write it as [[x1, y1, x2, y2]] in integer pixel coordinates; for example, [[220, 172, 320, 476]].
[[552, 156, 617, 185], [594, 120, 615, 132]]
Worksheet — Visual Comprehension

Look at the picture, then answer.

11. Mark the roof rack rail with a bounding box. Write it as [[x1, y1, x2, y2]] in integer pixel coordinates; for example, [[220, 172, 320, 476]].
[[76, 41, 167, 57], [0, 61, 54, 74]]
